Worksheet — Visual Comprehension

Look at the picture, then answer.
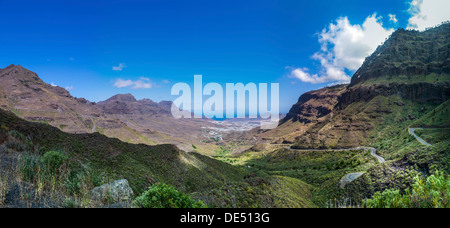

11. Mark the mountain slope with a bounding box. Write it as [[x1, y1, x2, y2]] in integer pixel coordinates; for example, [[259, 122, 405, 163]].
[[0, 108, 315, 207], [351, 23, 450, 86], [239, 24, 450, 206], [270, 24, 450, 149], [0, 64, 104, 133], [0, 64, 227, 153]]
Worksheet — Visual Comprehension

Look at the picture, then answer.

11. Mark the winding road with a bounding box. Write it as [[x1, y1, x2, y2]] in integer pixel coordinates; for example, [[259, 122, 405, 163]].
[[356, 147, 385, 163], [408, 128, 432, 146]]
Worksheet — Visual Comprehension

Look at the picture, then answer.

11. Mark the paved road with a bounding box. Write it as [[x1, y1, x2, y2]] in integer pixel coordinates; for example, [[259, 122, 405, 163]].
[[340, 172, 364, 189], [356, 147, 385, 163], [408, 128, 432, 146], [285, 127, 434, 189]]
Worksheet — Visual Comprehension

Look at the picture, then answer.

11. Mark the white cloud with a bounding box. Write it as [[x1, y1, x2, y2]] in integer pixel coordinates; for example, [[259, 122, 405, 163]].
[[113, 79, 134, 88], [132, 80, 152, 89], [113, 78, 153, 89], [389, 14, 398, 23], [162, 79, 170, 84], [407, 0, 450, 30], [112, 63, 126, 71], [290, 14, 394, 84], [50, 82, 57, 87]]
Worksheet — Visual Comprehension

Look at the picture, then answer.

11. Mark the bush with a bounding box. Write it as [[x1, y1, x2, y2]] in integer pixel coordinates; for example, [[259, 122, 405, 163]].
[[41, 151, 68, 174], [363, 170, 449, 208], [133, 183, 206, 208]]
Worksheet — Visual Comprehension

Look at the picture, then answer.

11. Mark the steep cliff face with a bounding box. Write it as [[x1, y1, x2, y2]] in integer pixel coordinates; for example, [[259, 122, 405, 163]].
[[338, 24, 450, 108], [281, 85, 347, 124], [338, 82, 450, 109], [351, 23, 450, 86]]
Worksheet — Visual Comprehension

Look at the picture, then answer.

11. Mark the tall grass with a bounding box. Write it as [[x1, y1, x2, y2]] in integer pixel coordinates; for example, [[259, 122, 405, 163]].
[[18, 150, 103, 207]]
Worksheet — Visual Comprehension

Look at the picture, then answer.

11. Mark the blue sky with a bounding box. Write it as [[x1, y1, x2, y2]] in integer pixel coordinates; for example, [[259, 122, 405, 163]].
[[1, 0, 448, 114]]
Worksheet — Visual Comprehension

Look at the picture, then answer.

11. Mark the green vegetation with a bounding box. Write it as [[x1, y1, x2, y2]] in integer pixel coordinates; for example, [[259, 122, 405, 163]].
[[363, 171, 449, 208], [19, 150, 101, 198], [413, 99, 450, 128], [354, 73, 450, 86], [415, 128, 450, 144], [243, 148, 376, 206], [0, 25, 449, 208], [212, 146, 238, 164], [0, 91, 448, 208], [196, 175, 314, 208], [133, 183, 206, 208], [0, 109, 255, 207], [41, 151, 69, 174]]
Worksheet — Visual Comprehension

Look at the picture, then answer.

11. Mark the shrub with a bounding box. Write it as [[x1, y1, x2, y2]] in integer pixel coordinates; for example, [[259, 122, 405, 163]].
[[363, 170, 449, 208], [133, 183, 206, 208], [41, 151, 68, 174]]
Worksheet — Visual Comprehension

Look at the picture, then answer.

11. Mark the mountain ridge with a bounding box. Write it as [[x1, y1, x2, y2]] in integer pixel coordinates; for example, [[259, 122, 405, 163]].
[[0, 64, 224, 153], [351, 23, 450, 86]]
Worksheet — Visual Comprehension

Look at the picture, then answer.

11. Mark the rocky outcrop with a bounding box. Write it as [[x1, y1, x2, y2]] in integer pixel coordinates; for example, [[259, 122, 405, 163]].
[[90, 179, 134, 203], [351, 23, 450, 86], [281, 84, 347, 124], [97, 94, 172, 115]]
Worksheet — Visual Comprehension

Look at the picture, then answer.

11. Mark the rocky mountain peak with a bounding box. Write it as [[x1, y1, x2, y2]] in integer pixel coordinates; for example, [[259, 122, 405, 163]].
[[106, 93, 137, 103], [97, 94, 172, 115], [350, 22, 450, 86], [1, 64, 43, 83], [280, 84, 348, 124]]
